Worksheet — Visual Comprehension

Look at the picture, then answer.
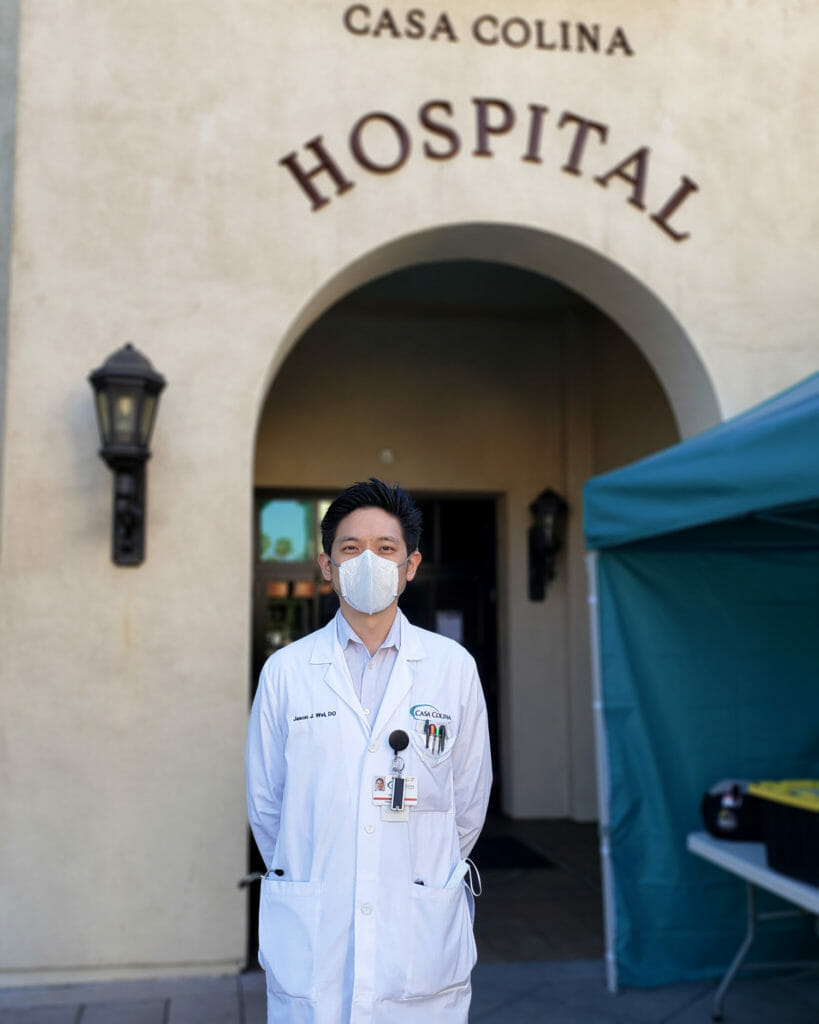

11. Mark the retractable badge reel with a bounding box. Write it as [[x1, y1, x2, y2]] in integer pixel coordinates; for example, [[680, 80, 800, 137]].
[[380, 730, 413, 822]]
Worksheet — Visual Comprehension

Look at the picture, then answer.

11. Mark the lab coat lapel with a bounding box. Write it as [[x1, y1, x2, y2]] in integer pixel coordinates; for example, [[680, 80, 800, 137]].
[[371, 613, 427, 742], [309, 618, 361, 718]]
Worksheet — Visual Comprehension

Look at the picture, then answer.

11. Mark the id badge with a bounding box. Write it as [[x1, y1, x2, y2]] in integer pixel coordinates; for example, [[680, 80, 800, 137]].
[[372, 776, 390, 803], [373, 775, 417, 819]]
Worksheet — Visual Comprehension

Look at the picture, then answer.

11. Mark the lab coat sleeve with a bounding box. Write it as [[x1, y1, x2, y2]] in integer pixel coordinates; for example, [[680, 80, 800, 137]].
[[246, 659, 287, 869], [452, 654, 493, 858]]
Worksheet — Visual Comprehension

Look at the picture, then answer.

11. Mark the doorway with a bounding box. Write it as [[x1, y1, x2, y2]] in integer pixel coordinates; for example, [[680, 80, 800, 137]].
[[245, 489, 499, 968], [399, 494, 499, 800]]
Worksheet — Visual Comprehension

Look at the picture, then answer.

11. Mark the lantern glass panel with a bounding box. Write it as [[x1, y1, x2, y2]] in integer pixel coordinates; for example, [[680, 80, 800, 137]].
[[112, 388, 139, 445], [139, 394, 158, 446], [94, 391, 111, 446]]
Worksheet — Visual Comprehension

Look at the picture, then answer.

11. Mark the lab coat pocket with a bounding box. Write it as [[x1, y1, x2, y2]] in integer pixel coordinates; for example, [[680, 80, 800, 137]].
[[402, 880, 476, 998], [409, 733, 455, 812], [258, 876, 323, 1000]]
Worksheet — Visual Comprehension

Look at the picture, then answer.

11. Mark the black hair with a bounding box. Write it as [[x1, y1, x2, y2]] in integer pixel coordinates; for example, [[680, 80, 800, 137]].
[[320, 478, 423, 555]]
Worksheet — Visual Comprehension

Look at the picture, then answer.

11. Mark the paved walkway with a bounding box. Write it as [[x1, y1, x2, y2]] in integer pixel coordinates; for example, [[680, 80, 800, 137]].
[[5, 821, 819, 1021], [3, 961, 819, 1023]]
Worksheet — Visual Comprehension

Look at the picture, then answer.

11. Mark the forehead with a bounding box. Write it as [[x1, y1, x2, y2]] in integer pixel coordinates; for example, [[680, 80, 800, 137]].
[[334, 506, 405, 546]]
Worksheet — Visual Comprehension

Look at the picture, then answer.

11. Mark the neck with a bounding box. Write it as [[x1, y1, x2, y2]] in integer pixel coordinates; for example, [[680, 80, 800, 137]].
[[340, 603, 398, 656]]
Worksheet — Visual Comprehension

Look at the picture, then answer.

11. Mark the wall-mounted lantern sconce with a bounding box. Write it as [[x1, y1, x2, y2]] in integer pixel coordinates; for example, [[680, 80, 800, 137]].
[[527, 487, 568, 601], [88, 343, 166, 566]]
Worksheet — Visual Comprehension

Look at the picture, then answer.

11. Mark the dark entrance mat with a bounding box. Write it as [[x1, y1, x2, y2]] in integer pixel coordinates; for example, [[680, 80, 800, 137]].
[[470, 835, 555, 870]]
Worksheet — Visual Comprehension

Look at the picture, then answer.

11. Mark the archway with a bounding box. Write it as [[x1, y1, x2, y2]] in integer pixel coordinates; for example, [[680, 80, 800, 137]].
[[248, 231, 716, 963], [258, 223, 720, 442]]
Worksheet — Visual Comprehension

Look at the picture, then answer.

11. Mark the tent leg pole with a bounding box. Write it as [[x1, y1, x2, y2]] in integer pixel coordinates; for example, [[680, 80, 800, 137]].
[[586, 551, 618, 994]]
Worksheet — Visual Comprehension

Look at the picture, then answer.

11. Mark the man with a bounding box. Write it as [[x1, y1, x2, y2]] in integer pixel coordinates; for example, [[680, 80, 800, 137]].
[[246, 478, 492, 1024]]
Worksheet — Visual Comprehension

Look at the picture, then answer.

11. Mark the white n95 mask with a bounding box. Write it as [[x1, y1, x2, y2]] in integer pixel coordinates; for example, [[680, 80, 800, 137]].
[[333, 549, 407, 615]]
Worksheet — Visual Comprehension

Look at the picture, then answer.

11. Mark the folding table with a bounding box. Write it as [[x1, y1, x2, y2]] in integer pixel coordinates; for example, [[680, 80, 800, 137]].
[[687, 831, 819, 1020]]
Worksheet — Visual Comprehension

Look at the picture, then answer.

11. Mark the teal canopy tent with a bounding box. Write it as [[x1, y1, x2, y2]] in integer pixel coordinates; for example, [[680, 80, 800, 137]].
[[583, 372, 819, 990]]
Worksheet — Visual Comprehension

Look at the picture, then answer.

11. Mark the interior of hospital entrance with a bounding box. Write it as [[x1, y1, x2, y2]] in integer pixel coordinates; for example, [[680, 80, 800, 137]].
[[247, 256, 680, 968]]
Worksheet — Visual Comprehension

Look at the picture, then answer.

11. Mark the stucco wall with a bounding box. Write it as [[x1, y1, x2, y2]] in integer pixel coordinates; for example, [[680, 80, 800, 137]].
[[0, 0, 19, 542], [0, 0, 815, 983]]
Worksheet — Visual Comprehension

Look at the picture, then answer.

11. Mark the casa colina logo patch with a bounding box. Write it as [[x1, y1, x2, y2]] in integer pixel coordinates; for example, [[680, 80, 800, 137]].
[[410, 703, 452, 721]]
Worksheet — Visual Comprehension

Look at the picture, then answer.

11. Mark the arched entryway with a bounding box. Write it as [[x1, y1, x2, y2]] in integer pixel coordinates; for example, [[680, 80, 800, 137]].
[[247, 227, 717, 965], [259, 224, 719, 439]]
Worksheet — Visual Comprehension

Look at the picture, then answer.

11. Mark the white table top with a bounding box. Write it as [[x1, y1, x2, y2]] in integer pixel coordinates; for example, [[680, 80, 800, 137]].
[[687, 831, 819, 915]]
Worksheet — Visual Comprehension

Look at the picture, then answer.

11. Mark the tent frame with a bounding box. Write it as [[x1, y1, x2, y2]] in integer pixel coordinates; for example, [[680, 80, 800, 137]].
[[586, 551, 618, 993]]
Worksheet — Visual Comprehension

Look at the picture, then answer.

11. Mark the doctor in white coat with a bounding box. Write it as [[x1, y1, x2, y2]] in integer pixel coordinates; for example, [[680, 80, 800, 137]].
[[247, 479, 493, 1024]]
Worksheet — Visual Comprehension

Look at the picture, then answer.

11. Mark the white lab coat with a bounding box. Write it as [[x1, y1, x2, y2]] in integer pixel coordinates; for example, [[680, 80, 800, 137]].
[[246, 611, 492, 1024]]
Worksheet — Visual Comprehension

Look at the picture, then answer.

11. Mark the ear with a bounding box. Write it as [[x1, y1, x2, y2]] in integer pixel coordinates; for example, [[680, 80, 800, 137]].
[[318, 552, 333, 581], [405, 550, 422, 581]]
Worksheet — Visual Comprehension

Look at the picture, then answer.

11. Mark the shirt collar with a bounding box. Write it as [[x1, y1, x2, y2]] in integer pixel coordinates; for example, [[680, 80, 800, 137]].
[[335, 608, 403, 653]]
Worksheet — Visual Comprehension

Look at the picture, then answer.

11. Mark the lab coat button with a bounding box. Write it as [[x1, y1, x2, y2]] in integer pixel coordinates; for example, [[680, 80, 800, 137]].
[[364, 823, 375, 834], [368, 744, 377, 753], [361, 903, 373, 915], [363, 708, 370, 716]]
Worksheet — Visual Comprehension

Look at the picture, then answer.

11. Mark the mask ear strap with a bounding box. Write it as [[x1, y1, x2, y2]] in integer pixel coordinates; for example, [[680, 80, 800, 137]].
[[465, 858, 482, 897]]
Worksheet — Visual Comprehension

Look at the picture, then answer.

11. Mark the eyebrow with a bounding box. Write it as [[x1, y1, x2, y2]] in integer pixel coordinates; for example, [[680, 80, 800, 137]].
[[337, 534, 401, 544]]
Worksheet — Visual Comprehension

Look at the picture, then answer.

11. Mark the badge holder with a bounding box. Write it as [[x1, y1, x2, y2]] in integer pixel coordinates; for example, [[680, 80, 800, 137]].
[[382, 730, 411, 822]]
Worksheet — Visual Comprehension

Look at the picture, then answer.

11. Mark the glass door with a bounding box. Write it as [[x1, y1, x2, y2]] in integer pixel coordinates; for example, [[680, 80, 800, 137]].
[[252, 494, 336, 679]]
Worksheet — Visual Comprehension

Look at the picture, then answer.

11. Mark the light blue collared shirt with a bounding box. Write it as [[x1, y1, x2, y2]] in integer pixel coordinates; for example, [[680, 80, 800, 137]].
[[335, 610, 401, 726]]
